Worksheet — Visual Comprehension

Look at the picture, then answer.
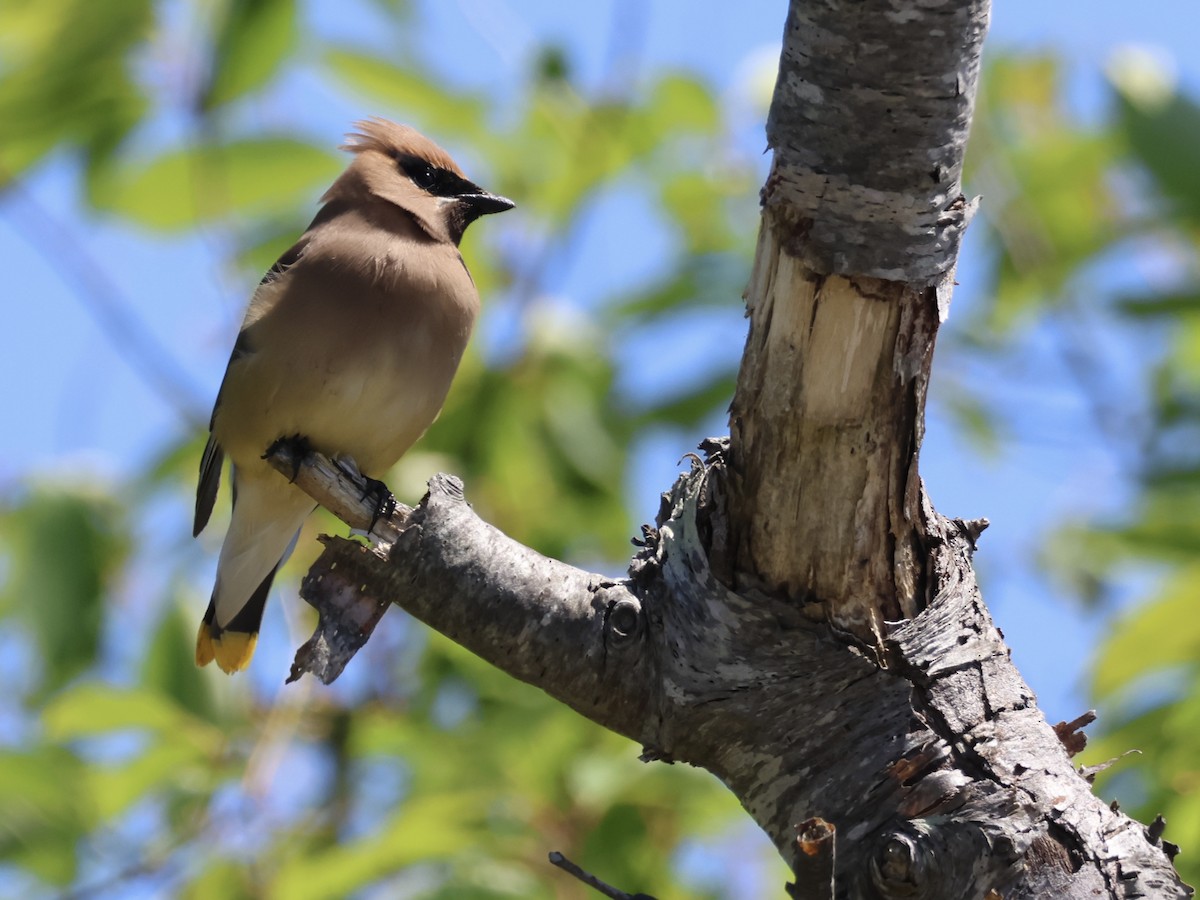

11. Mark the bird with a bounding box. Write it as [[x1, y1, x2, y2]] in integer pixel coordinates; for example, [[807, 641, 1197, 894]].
[[192, 117, 513, 674]]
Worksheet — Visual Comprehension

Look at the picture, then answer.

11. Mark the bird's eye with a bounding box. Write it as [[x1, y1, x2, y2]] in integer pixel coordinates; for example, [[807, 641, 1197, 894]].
[[397, 154, 456, 195], [408, 162, 439, 191]]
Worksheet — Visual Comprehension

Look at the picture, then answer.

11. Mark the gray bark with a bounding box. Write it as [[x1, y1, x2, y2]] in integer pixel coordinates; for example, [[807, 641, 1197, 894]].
[[269, 0, 1193, 896], [764, 0, 983, 281]]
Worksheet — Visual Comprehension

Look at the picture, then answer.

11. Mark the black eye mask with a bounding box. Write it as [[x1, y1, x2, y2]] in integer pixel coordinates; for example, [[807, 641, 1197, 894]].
[[394, 153, 473, 198]]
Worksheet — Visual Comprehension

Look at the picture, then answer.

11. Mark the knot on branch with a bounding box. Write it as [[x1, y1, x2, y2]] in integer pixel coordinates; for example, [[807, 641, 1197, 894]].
[[863, 818, 1007, 900], [870, 825, 932, 898], [605, 597, 643, 647]]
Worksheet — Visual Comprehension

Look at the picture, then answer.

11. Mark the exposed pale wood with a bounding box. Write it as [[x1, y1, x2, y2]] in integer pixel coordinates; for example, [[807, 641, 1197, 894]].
[[725, 221, 935, 646]]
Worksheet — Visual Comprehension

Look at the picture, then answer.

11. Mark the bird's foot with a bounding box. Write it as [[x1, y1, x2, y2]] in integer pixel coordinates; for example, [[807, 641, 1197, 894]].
[[332, 455, 397, 533], [264, 434, 313, 482], [361, 476, 397, 534]]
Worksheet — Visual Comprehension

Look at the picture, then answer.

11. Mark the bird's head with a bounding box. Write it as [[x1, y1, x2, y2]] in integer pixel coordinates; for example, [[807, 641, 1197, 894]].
[[330, 117, 514, 245]]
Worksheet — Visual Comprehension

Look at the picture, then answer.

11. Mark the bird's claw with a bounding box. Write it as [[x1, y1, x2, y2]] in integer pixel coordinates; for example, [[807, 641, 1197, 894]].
[[360, 476, 397, 533], [325, 455, 396, 532]]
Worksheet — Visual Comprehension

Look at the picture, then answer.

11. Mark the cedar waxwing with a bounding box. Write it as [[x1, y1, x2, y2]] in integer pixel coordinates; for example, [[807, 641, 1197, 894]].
[[193, 118, 513, 673]]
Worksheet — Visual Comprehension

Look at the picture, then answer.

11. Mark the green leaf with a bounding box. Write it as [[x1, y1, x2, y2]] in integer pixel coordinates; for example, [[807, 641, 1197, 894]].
[[632, 372, 735, 429], [141, 602, 216, 722], [978, 54, 1061, 126], [1085, 676, 1200, 883], [86, 738, 211, 821], [90, 138, 339, 230], [605, 253, 747, 323], [966, 56, 1126, 331], [645, 73, 720, 137], [1090, 568, 1200, 701], [0, 747, 90, 885], [0, 0, 151, 179], [201, 0, 298, 110], [581, 803, 651, 889], [231, 216, 313, 279], [1093, 489, 1200, 562], [659, 170, 736, 253], [937, 385, 1003, 458], [181, 861, 257, 900], [542, 376, 620, 488], [989, 132, 1118, 323], [541, 102, 639, 220], [41, 685, 224, 821], [268, 792, 492, 900], [42, 683, 221, 753], [1115, 83, 1200, 225], [1115, 292, 1200, 319], [0, 488, 126, 695]]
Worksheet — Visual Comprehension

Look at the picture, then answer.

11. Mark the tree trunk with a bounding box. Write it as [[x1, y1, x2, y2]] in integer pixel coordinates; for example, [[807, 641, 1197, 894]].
[[270, 1, 1193, 897]]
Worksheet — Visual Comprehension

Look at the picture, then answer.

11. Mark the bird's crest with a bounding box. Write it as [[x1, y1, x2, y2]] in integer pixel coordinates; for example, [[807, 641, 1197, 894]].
[[343, 117, 464, 177]]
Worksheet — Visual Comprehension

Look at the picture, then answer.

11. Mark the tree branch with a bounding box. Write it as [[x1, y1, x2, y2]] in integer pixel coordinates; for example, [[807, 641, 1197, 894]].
[[268, 444, 653, 742], [273, 435, 1188, 897]]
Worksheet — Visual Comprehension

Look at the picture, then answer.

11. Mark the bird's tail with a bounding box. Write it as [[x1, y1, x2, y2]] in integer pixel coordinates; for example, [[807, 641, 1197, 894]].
[[195, 568, 278, 673], [196, 473, 312, 673]]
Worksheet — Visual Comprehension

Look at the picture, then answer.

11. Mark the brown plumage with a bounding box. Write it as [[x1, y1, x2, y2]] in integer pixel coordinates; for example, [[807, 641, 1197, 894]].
[[193, 119, 513, 673]]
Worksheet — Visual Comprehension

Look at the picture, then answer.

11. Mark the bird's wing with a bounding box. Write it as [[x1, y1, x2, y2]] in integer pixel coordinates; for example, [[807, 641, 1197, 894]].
[[193, 230, 315, 538], [193, 434, 224, 537]]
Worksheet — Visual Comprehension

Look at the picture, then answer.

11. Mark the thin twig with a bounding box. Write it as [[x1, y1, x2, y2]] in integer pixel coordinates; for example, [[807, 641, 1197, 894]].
[[548, 851, 658, 900]]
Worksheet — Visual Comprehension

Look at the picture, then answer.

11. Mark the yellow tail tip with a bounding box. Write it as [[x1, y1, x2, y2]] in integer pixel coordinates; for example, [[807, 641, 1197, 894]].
[[195, 623, 215, 667], [195, 623, 258, 674]]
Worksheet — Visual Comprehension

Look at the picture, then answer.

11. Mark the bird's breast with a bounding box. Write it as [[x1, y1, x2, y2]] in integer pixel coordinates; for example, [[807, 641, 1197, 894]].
[[215, 250, 479, 478]]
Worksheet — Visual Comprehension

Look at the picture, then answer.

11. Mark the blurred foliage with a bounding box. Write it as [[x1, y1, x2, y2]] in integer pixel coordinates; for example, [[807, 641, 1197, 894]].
[[4, 0, 1200, 894], [964, 52, 1200, 883]]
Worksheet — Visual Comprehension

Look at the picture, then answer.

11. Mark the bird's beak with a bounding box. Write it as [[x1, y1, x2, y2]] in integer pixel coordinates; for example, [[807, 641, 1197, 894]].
[[459, 190, 515, 217]]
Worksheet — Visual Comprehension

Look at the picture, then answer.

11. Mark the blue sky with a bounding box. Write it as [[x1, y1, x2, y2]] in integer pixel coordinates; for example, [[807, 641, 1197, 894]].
[[2, 0, 1197, 732]]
